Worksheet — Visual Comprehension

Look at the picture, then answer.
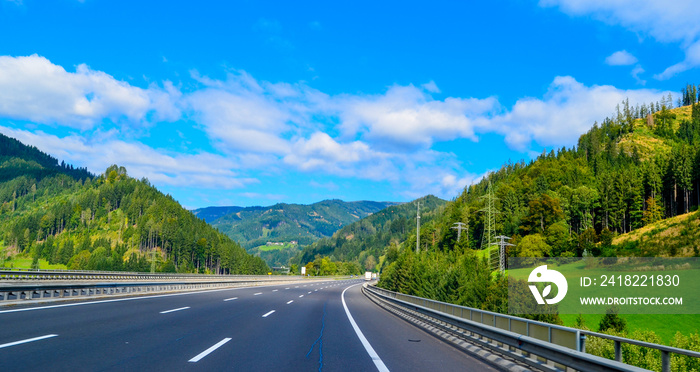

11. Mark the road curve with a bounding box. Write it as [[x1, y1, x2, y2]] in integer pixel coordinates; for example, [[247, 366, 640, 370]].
[[0, 279, 498, 371]]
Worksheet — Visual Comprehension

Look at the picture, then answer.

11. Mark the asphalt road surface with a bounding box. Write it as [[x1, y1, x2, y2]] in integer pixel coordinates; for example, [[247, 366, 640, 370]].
[[0, 279, 499, 371]]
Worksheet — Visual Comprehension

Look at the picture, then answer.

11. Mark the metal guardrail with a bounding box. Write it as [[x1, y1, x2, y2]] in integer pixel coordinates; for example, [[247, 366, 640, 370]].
[[0, 269, 348, 303], [365, 285, 700, 372], [0, 268, 313, 281]]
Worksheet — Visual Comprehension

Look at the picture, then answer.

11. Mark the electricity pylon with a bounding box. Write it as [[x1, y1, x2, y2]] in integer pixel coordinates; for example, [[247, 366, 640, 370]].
[[479, 181, 500, 270], [490, 235, 514, 273], [479, 181, 499, 249], [451, 222, 467, 242], [416, 201, 421, 254]]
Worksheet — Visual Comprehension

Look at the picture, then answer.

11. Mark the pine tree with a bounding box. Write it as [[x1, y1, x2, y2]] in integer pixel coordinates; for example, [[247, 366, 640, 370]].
[[643, 197, 663, 225]]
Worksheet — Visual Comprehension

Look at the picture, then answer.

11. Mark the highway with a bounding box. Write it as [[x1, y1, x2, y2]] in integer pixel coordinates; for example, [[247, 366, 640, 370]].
[[0, 279, 498, 371]]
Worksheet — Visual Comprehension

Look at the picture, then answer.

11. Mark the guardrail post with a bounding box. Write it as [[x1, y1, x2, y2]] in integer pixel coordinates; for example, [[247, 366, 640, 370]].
[[661, 350, 670, 372], [578, 333, 585, 353], [614, 340, 622, 362]]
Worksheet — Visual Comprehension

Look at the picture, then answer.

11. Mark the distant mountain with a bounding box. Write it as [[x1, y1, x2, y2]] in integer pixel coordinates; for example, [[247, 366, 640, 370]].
[[195, 200, 401, 266], [292, 195, 447, 269], [0, 133, 268, 274], [193, 206, 261, 223]]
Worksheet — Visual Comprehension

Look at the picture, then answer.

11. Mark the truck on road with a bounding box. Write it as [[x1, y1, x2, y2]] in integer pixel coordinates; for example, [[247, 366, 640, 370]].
[[365, 271, 372, 281]]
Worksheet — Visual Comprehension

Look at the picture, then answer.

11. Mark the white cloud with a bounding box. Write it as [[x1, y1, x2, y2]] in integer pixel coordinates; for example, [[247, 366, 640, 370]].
[[631, 65, 646, 85], [421, 80, 441, 93], [338, 85, 498, 151], [0, 126, 256, 189], [283, 132, 393, 180], [605, 50, 638, 65], [0, 56, 676, 203], [539, 0, 700, 78], [187, 70, 330, 155], [492, 76, 670, 150], [655, 40, 700, 79], [0, 55, 179, 129]]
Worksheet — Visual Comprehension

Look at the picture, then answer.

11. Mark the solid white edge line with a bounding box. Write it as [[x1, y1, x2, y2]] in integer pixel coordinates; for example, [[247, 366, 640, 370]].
[[188, 338, 232, 362], [262, 310, 275, 317], [0, 334, 58, 349], [160, 306, 190, 314], [286, 300, 293, 304], [342, 284, 389, 372], [223, 297, 238, 301]]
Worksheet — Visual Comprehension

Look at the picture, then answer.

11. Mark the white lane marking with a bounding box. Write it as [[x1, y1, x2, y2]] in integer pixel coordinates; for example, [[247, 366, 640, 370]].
[[272, 289, 278, 292], [295, 286, 299, 288], [160, 307, 190, 314], [314, 289, 318, 292], [299, 295, 304, 298], [285, 288, 290, 290], [308, 291, 312, 294], [287, 300, 293, 304], [0, 334, 58, 349], [0, 282, 301, 315], [254, 292, 263, 296], [342, 284, 389, 372], [188, 338, 232, 362], [262, 310, 275, 318], [223, 297, 238, 302]]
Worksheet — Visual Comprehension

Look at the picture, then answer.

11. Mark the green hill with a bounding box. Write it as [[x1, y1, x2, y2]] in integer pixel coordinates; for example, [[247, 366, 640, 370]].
[[0, 133, 268, 274], [198, 199, 399, 267], [292, 195, 446, 271]]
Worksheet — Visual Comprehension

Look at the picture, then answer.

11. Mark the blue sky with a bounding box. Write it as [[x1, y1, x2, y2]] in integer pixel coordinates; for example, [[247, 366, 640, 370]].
[[1, 0, 699, 208]]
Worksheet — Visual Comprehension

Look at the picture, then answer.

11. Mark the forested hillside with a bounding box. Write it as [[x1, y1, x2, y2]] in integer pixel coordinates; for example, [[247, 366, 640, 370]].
[[0, 134, 268, 274], [205, 200, 399, 249], [381, 87, 700, 300], [375, 87, 700, 362], [292, 195, 446, 274], [200, 199, 399, 267]]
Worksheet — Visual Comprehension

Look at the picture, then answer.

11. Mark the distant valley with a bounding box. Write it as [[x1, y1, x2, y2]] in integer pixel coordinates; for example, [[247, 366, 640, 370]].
[[193, 200, 401, 267]]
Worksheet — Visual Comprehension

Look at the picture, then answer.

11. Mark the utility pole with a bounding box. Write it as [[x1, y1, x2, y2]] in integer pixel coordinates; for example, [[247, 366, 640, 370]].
[[451, 222, 467, 242], [490, 235, 514, 273], [416, 201, 421, 254]]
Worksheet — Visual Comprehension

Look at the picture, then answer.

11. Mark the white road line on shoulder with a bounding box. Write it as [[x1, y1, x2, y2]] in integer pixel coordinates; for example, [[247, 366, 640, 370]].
[[254, 292, 262, 296], [0, 334, 58, 349], [342, 284, 389, 372], [262, 310, 275, 318], [160, 307, 190, 314], [188, 338, 232, 362], [223, 297, 238, 301], [287, 300, 293, 304]]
